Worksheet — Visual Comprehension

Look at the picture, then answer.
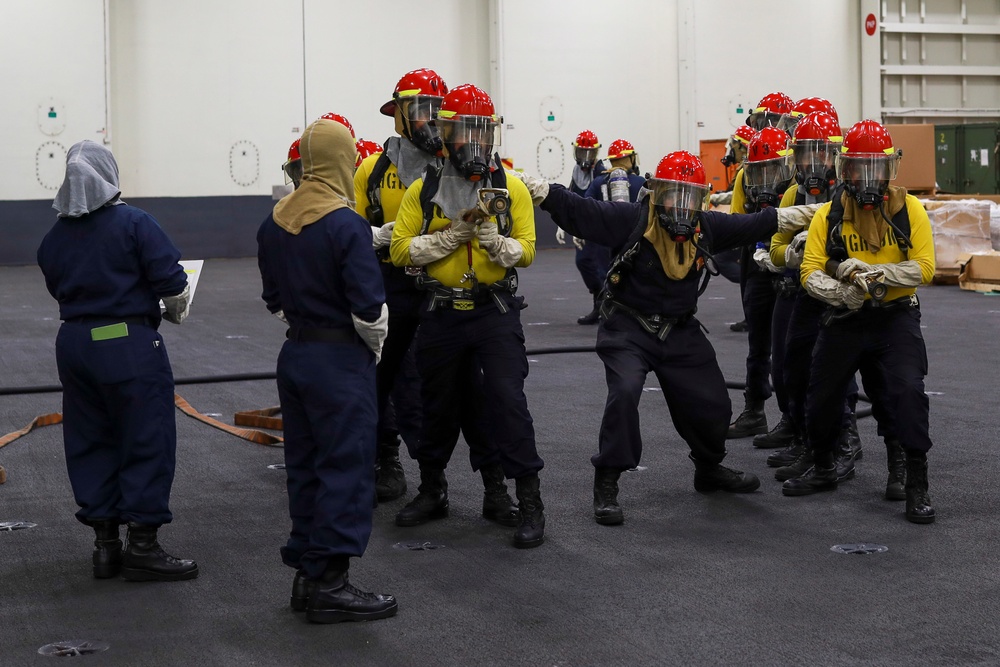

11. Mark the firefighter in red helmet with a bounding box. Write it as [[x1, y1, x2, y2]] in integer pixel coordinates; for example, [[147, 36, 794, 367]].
[[283, 139, 303, 189], [355, 71, 518, 529], [511, 152, 818, 525], [786, 120, 936, 526], [390, 84, 546, 549]]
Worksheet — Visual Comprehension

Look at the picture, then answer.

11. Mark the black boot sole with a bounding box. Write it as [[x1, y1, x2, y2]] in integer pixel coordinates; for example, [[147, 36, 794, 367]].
[[306, 601, 399, 624], [394, 505, 448, 527], [482, 509, 520, 528], [726, 425, 768, 439], [121, 565, 199, 582], [905, 511, 936, 524], [781, 482, 837, 497], [93, 564, 121, 579], [513, 535, 544, 549], [594, 512, 624, 526], [694, 477, 761, 493]]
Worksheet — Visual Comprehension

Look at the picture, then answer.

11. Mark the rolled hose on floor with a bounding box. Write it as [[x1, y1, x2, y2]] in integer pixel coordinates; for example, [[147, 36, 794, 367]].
[[0, 345, 874, 452]]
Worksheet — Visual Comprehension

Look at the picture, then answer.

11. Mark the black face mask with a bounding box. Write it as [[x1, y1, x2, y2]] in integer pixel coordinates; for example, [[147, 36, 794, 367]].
[[845, 181, 888, 210], [409, 122, 443, 156], [448, 142, 491, 180], [796, 169, 836, 198], [749, 187, 781, 209], [656, 206, 698, 242]]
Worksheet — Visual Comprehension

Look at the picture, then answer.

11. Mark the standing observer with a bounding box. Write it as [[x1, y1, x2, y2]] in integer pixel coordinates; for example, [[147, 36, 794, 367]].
[[37, 140, 197, 582], [257, 118, 398, 623]]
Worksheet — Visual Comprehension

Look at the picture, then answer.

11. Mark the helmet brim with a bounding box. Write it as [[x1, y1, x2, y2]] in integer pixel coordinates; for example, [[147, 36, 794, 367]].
[[379, 100, 396, 117]]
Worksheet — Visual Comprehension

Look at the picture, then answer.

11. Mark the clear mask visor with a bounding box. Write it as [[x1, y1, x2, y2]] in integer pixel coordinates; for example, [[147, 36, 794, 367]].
[[790, 140, 839, 179], [574, 146, 600, 168], [439, 115, 502, 159], [743, 156, 795, 189], [835, 153, 900, 188], [648, 178, 710, 220]]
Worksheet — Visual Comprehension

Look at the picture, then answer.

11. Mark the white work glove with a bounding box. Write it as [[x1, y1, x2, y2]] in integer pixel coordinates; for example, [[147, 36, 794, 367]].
[[776, 203, 822, 234], [477, 222, 524, 268], [835, 257, 873, 281], [372, 221, 395, 249], [709, 191, 733, 207], [555, 227, 566, 245], [273, 309, 288, 324], [573, 236, 585, 250], [476, 221, 501, 252], [804, 271, 866, 310], [872, 261, 923, 287], [508, 170, 550, 206], [784, 231, 808, 270], [161, 283, 190, 325], [450, 214, 479, 242], [407, 216, 477, 265], [753, 246, 781, 273], [352, 303, 388, 364]]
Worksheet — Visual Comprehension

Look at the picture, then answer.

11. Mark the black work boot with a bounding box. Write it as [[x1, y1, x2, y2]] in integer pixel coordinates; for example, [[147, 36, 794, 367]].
[[834, 436, 856, 483], [884, 440, 907, 501], [781, 463, 838, 496], [121, 524, 199, 582], [730, 319, 748, 332], [727, 395, 768, 439], [513, 474, 545, 549], [92, 520, 122, 579], [691, 456, 761, 493], [775, 447, 815, 482], [766, 437, 804, 468], [306, 569, 398, 624], [290, 569, 313, 612], [375, 440, 407, 502], [577, 293, 600, 325], [593, 467, 624, 525], [480, 463, 519, 527], [394, 466, 448, 527], [752, 414, 795, 449], [842, 414, 863, 460], [904, 451, 935, 524]]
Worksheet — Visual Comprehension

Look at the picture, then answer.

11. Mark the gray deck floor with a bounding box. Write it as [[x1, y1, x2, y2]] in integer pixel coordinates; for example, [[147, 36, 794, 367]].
[[1, 249, 998, 666]]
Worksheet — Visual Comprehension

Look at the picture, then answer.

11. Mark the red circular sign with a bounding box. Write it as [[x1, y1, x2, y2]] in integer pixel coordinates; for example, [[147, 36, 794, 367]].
[[865, 13, 877, 36]]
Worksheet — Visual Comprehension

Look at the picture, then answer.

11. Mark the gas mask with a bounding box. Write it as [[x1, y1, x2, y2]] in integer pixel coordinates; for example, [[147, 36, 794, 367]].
[[793, 140, 838, 198], [401, 97, 445, 156], [650, 180, 709, 242], [836, 153, 901, 211], [440, 116, 499, 181]]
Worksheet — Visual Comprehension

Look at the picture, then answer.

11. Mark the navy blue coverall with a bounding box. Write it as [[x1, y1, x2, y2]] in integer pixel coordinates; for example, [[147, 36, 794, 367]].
[[257, 207, 384, 581], [37, 204, 187, 527], [541, 185, 780, 469]]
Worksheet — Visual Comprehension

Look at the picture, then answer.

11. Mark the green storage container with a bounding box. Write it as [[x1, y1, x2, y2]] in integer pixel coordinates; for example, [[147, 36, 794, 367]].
[[960, 123, 999, 195], [934, 124, 960, 193]]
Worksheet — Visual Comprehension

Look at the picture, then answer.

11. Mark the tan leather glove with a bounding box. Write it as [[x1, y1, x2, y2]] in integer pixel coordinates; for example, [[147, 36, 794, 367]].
[[784, 231, 808, 270], [804, 270, 865, 309], [508, 170, 550, 206], [835, 257, 873, 280], [407, 217, 477, 265], [477, 222, 523, 268], [753, 246, 781, 273]]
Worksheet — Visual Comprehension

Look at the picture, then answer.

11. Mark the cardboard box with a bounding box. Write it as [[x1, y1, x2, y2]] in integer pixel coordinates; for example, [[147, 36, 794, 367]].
[[887, 124, 936, 192], [957, 251, 1000, 292], [921, 200, 994, 277]]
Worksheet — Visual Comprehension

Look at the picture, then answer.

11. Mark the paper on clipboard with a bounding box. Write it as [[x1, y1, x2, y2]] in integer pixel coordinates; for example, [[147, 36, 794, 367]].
[[159, 260, 204, 309]]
